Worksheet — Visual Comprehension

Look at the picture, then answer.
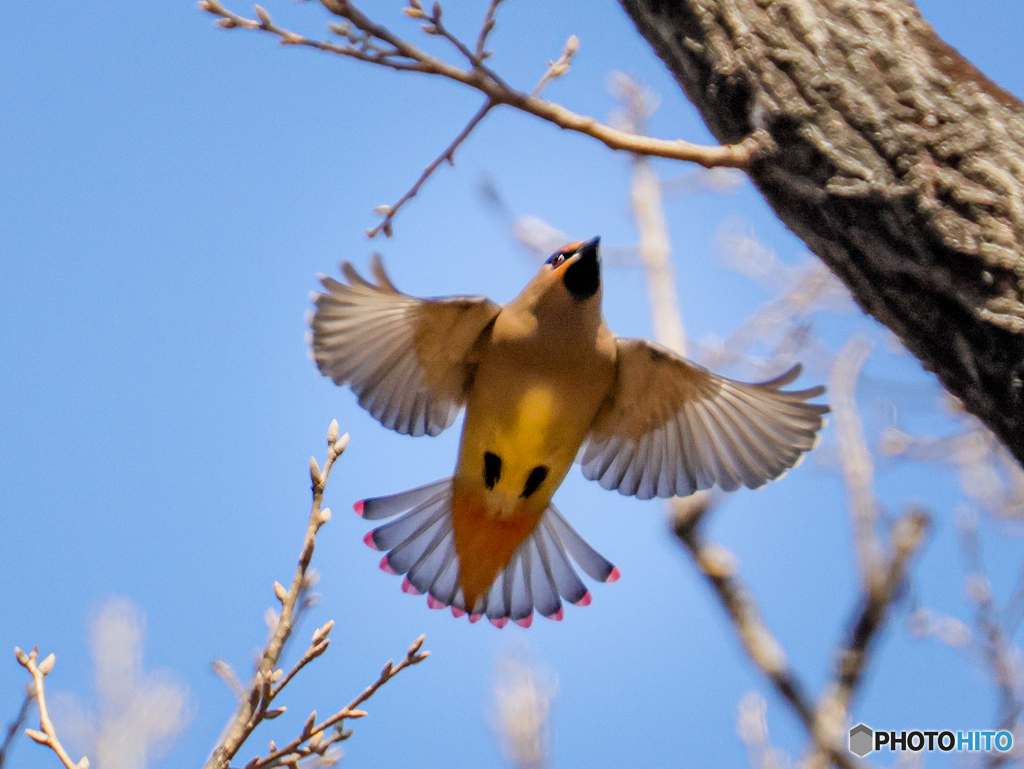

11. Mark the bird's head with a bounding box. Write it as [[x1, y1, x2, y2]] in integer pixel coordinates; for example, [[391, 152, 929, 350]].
[[544, 236, 602, 303], [508, 236, 604, 329]]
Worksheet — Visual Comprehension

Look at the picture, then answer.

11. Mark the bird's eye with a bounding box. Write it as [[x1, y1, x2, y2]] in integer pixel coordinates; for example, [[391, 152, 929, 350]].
[[547, 241, 583, 266]]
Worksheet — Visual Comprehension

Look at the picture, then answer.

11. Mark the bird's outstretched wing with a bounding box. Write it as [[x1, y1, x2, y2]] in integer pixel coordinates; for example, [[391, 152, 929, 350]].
[[579, 339, 829, 499], [310, 256, 501, 436]]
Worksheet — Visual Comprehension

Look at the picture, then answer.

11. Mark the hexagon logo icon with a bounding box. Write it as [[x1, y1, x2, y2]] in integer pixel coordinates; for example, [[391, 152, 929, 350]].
[[849, 724, 874, 757]]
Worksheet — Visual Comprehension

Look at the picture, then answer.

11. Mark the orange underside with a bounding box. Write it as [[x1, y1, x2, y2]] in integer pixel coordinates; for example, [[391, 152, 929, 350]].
[[452, 491, 542, 614]]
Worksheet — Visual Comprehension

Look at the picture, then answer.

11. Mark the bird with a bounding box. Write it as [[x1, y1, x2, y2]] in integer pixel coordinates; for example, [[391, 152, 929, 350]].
[[309, 237, 828, 627]]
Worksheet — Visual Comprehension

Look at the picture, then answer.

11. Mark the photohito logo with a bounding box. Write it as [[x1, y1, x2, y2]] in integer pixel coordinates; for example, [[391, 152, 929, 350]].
[[848, 724, 1013, 757]]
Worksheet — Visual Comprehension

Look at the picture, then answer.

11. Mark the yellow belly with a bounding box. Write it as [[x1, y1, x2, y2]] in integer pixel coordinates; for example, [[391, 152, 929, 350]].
[[451, 383, 580, 612], [489, 385, 557, 493]]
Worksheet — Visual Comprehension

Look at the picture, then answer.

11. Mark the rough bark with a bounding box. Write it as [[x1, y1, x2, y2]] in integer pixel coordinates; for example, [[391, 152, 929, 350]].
[[620, 0, 1024, 465]]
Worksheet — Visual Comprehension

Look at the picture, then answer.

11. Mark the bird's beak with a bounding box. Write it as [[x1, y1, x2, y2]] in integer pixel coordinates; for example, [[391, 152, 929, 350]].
[[559, 236, 600, 271], [577, 236, 600, 264], [565, 236, 602, 268], [562, 236, 602, 301]]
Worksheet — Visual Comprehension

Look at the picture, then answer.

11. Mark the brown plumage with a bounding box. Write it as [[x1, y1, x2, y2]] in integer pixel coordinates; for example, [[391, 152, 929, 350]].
[[310, 237, 828, 626]]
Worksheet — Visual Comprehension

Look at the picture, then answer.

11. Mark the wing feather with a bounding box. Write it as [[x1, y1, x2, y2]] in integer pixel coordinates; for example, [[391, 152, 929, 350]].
[[358, 479, 614, 623], [310, 256, 501, 436], [581, 339, 828, 498]]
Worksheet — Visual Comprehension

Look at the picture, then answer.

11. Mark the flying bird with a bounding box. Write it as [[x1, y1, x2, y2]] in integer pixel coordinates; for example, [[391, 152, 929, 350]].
[[310, 237, 827, 627]]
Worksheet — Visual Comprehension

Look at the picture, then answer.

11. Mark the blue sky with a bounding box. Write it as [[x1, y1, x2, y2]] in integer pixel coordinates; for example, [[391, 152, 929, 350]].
[[2, 2, 1024, 768]]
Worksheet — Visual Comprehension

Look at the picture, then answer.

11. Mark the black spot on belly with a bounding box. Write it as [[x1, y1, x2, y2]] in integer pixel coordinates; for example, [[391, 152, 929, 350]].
[[521, 465, 549, 499], [484, 452, 502, 489]]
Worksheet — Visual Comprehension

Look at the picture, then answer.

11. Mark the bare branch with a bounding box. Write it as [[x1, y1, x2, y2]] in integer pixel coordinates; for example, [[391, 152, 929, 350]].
[[200, 2, 421, 70], [959, 510, 1023, 768], [613, 73, 686, 356], [493, 654, 554, 769], [670, 500, 861, 769], [13, 648, 88, 769], [0, 687, 35, 769], [199, 0, 765, 236], [474, 0, 504, 61], [699, 263, 842, 374], [204, 424, 350, 769], [531, 34, 579, 98], [810, 509, 930, 761], [248, 635, 429, 769], [212, 659, 247, 702], [737, 693, 787, 769], [202, 425, 427, 769], [832, 337, 884, 594], [269, 622, 334, 700], [839, 508, 930, 700], [366, 99, 495, 238], [414, 2, 511, 90]]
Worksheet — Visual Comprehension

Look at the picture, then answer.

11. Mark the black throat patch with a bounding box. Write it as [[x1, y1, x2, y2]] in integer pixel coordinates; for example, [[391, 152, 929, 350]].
[[563, 246, 600, 301]]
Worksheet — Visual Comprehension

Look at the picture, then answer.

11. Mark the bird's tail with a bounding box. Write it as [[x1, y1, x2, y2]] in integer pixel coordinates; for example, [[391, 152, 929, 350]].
[[354, 478, 619, 627]]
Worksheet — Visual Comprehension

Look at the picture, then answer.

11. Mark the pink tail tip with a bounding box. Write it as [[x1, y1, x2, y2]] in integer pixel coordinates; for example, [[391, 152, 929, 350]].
[[363, 531, 379, 550], [451, 607, 466, 618], [606, 566, 621, 583], [379, 556, 397, 575], [353, 500, 365, 517], [490, 617, 509, 628], [401, 577, 420, 595], [574, 591, 593, 607], [468, 614, 482, 623], [427, 595, 445, 610], [514, 615, 534, 628], [546, 607, 564, 621]]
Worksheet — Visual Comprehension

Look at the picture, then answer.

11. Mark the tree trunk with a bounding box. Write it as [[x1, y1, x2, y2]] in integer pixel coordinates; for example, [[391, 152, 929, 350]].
[[620, 0, 1024, 465]]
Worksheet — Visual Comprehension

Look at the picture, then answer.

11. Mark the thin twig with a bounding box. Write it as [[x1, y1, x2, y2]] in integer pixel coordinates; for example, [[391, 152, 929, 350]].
[[204, 422, 350, 769], [474, 0, 504, 61], [0, 687, 35, 769], [670, 500, 861, 769], [699, 264, 840, 373], [366, 98, 495, 237], [800, 341, 928, 769], [269, 620, 333, 700], [411, 1, 511, 90], [737, 693, 786, 769], [204, 2, 421, 69], [832, 337, 884, 594], [614, 73, 686, 356], [204, 424, 428, 769], [248, 635, 429, 769], [199, 0, 766, 236], [959, 511, 1022, 768], [623, 95, 846, 766], [212, 659, 248, 702], [1001, 555, 1024, 638], [13, 648, 87, 769], [531, 34, 579, 98], [834, 510, 930, 708], [808, 509, 930, 766]]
